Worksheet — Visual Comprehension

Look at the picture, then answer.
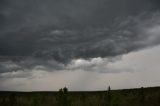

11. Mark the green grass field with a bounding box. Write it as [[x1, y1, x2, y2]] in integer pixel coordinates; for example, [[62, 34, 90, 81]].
[[0, 87, 160, 106]]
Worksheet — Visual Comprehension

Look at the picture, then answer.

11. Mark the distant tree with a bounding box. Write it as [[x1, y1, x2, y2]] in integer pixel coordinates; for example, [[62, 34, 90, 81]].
[[63, 87, 68, 94], [58, 88, 63, 106], [107, 86, 112, 106], [58, 87, 69, 106], [108, 86, 111, 92], [63, 87, 69, 106], [59, 88, 63, 92], [59, 88, 63, 97]]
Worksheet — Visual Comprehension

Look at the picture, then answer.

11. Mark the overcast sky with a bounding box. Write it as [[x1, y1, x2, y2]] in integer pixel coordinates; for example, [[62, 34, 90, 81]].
[[0, 0, 160, 91]]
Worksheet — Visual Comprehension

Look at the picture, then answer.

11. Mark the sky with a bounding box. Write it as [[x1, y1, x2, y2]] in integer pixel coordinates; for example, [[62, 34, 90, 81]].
[[0, 0, 160, 91]]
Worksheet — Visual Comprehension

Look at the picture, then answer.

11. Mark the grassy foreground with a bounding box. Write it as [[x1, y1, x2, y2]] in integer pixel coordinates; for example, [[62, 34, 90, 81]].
[[0, 87, 160, 106]]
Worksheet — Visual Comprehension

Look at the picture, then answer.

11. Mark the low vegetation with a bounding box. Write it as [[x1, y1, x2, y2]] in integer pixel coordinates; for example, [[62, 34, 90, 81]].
[[0, 86, 160, 106]]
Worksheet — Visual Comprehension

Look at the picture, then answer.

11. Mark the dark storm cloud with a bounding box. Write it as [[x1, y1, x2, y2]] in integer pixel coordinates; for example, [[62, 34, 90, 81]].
[[0, 0, 160, 73]]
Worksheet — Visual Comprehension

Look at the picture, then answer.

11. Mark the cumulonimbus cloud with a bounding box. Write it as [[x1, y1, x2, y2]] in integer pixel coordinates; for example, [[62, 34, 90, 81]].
[[0, 0, 160, 74]]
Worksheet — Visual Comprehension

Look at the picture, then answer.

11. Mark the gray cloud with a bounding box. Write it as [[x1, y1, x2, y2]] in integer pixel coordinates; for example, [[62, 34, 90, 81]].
[[0, 0, 160, 74], [66, 56, 134, 73]]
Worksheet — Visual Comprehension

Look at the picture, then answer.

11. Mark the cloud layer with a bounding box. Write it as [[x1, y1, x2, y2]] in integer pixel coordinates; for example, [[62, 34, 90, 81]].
[[0, 0, 160, 73], [1, 45, 160, 91]]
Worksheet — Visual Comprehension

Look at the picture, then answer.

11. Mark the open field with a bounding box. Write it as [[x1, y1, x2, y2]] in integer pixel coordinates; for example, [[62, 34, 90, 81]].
[[0, 87, 160, 106]]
